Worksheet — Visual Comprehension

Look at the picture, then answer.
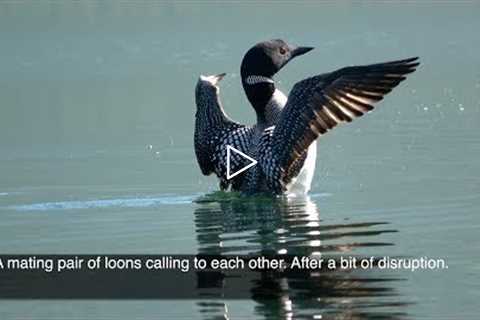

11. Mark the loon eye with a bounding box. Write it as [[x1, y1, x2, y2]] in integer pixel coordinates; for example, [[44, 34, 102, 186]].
[[279, 47, 287, 55]]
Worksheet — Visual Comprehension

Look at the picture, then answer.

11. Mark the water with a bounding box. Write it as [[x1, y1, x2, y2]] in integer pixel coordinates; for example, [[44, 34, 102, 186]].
[[1, 1, 479, 319]]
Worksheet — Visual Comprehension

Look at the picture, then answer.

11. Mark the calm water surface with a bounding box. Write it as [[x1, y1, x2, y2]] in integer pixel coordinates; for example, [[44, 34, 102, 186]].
[[0, 2, 479, 319]]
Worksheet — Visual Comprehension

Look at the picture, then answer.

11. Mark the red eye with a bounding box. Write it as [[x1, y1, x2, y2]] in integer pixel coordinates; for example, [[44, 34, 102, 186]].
[[279, 47, 287, 55]]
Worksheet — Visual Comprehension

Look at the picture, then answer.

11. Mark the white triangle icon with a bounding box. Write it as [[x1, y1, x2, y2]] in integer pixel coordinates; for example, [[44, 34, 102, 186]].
[[226, 145, 258, 180]]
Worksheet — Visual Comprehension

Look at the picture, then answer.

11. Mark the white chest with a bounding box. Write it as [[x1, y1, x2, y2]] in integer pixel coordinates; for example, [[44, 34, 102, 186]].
[[286, 141, 317, 196]]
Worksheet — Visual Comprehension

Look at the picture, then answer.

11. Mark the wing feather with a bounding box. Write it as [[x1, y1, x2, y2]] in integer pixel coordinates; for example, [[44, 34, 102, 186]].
[[272, 57, 420, 185]]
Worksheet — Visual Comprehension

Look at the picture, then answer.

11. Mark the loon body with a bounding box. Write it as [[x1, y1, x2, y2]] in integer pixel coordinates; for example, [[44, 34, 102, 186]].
[[195, 39, 419, 195]]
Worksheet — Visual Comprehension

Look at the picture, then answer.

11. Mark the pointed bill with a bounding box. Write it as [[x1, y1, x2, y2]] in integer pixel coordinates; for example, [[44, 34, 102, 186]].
[[226, 145, 258, 180]]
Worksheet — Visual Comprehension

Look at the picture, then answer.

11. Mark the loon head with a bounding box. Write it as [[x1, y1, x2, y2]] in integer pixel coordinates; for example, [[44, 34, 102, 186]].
[[197, 73, 226, 88], [240, 39, 314, 121], [196, 73, 226, 101], [241, 39, 314, 80]]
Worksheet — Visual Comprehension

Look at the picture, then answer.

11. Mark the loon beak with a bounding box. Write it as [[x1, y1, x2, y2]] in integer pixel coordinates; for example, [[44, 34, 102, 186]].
[[213, 73, 226, 83], [291, 46, 314, 58]]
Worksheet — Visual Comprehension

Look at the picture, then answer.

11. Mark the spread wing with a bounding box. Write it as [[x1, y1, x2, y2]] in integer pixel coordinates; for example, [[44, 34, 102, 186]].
[[194, 74, 241, 176], [195, 122, 253, 191], [272, 57, 420, 184], [194, 129, 215, 175]]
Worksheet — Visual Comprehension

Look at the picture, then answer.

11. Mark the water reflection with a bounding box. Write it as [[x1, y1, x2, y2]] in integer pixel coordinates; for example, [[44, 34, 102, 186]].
[[193, 194, 410, 320]]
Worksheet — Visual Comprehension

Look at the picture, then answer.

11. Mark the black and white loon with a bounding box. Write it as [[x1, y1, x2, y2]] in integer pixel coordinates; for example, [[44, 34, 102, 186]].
[[195, 39, 419, 195]]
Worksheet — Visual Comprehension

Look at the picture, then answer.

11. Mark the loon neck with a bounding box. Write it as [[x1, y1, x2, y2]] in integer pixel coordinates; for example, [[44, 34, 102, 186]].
[[242, 75, 282, 126], [244, 75, 274, 85]]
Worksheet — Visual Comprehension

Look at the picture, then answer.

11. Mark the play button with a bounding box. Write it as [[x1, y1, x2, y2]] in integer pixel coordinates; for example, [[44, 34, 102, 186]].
[[226, 145, 258, 180]]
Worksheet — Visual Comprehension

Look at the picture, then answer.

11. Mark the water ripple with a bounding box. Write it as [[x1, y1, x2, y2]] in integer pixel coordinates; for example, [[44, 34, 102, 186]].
[[192, 193, 411, 319]]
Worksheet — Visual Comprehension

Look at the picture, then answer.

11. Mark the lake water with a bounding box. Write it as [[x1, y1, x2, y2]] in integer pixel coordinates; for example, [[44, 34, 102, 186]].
[[1, 1, 479, 319]]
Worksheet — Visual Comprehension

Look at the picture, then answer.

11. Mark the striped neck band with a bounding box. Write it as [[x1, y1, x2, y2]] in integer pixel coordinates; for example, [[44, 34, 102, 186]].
[[245, 75, 274, 85]]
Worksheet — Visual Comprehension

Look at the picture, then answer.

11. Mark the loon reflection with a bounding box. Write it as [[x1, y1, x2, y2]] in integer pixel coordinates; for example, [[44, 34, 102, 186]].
[[193, 194, 411, 320]]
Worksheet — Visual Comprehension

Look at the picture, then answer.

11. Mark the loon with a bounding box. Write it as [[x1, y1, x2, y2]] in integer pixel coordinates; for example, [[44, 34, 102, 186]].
[[194, 39, 419, 195]]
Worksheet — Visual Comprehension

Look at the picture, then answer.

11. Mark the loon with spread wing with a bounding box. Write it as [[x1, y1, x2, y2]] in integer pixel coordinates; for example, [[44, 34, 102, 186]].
[[194, 39, 419, 195]]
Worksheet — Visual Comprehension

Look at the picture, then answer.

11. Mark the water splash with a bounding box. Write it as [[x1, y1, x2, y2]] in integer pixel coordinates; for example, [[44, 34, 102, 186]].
[[8, 194, 198, 211], [8, 191, 331, 211]]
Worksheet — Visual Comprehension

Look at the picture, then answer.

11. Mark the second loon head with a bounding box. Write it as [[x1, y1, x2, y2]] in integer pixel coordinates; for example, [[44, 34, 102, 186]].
[[240, 39, 314, 83]]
